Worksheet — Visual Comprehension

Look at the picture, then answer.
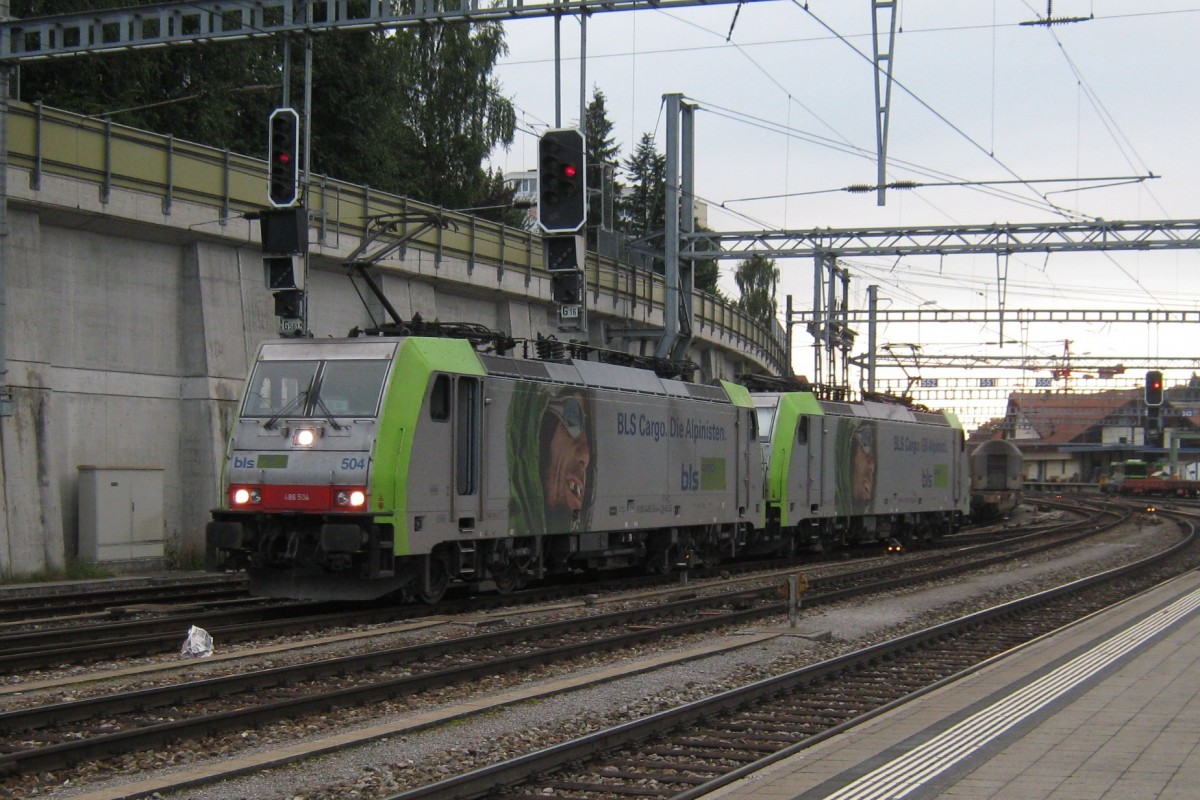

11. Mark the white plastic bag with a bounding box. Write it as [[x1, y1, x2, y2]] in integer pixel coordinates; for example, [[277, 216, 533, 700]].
[[180, 624, 214, 658]]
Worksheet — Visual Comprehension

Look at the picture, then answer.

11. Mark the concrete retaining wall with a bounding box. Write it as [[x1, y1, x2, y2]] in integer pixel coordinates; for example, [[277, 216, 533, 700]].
[[0, 162, 782, 577]]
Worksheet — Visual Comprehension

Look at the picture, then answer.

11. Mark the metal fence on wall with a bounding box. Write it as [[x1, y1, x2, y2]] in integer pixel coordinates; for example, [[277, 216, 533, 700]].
[[5, 100, 788, 374]]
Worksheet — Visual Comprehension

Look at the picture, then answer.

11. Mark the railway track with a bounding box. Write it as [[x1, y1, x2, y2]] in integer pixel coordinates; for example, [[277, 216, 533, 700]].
[[0, 499, 1136, 796], [0, 575, 248, 623], [0, 556, 819, 674], [0, 500, 1097, 676], [386, 514, 1199, 800]]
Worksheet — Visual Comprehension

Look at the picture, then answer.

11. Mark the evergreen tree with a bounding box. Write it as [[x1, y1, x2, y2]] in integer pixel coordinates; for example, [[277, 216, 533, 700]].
[[472, 167, 527, 228], [584, 87, 621, 238], [622, 133, 666, 239], [619, 131, 724, 296]]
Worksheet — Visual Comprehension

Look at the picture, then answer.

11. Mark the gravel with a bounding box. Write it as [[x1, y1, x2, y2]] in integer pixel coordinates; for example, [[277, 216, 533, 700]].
[[21, 509, 1176, 800]]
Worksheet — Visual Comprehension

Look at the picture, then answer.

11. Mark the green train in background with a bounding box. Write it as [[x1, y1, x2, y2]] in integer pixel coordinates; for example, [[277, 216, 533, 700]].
[[207, 335, 969, 601]]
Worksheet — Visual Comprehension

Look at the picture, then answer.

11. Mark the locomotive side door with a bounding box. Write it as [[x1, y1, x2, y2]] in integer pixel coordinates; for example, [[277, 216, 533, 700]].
[[452, 376, 482, 531], [737, 407, 751, 515], [953, 430, 966, 506], [786, 416, 810, 525], [808, 415, 829, 516]]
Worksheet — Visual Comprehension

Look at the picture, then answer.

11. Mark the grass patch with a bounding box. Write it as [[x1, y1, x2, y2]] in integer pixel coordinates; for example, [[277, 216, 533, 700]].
[[0, 558, 113, 585], [165, 538, 207, 571]]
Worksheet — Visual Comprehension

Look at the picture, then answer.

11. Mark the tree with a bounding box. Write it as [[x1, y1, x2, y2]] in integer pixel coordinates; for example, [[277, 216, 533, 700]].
[[584, 87, 621, 238], [734, 254, 779, 325], [690, 227, 724, 298], [617, 131, 724, 295], [15, 1, 278, 155], [13, 2, 517, 215], [386, 22, 516, 210], [471, 167, 527, 229], [621, 133, 666, 239]]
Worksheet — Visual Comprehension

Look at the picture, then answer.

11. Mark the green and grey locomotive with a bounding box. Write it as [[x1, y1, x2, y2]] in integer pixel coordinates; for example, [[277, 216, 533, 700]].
[[207, 335, 970, 601]]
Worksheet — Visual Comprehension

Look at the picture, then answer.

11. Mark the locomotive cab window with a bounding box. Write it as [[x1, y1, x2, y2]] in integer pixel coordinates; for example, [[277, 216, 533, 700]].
[[243, 360, 317, 417], [317, 360, 390, 417], [242, 358, 389, 419], [755, 406, 776, 443], [429, 375, 451, 421], [796, 416, 809, 445]]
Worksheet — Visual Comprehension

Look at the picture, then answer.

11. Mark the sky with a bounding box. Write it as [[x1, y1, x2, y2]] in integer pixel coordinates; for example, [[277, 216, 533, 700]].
[[487, 0, 1200, 429]]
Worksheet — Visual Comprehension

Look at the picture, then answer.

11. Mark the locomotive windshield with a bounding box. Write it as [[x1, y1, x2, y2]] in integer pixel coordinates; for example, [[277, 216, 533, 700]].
[[753, 402, 777, 443], [242, 358, 390, 419]]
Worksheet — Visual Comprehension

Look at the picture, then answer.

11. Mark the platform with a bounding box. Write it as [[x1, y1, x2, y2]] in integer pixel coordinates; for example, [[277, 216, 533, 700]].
[[702, 569, 1200, 800]]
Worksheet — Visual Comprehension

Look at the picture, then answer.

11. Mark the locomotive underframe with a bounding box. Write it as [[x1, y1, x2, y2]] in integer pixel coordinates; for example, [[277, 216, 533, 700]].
[[208, 506, 957, 601]]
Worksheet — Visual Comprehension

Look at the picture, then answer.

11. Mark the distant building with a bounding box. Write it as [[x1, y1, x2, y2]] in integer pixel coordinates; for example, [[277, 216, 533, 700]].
[[504, 169, 538, 231], [1000, 376, 1200, 484], [1005, 389, 1141, 483]]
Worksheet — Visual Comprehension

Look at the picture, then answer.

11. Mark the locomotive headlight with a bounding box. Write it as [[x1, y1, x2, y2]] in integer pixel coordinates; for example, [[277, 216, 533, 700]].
[[335, 488, 367, 508], [293, 428, 317, 447], [232, 487, 261, 505]]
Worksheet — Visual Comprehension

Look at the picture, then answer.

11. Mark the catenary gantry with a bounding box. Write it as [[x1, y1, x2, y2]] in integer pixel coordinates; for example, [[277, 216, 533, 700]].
[[679, 218, 1200, 259], [0, 0, 765, 62]]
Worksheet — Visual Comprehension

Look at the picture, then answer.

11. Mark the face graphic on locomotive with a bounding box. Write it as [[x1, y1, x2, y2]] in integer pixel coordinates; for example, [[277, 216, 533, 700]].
[[508, 383, 596, 534], [851, 426, 876, 504], [836, 418, 877, 515], [541, 393, 592, 513]]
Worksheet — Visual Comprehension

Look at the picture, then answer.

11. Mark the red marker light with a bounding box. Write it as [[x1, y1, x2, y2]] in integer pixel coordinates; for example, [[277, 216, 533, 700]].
[[562, 163, 578, 179], [278, 153, 292, 164]]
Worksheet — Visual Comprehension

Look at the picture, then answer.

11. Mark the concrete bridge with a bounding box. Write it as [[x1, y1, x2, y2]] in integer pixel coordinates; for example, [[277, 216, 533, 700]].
[[0, 101, 785, 578]]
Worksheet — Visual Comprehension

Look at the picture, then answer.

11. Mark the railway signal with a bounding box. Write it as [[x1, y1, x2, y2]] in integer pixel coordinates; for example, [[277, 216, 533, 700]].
[[550, 271, 583, 305], [267, 107, 300, 208], [1144, 370, 1164, 406], [259, 206, 308, 335], [538, 128, 586, 234]]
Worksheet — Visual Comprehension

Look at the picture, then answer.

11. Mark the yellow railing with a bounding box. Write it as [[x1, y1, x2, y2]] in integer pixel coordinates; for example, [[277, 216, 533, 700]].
[[5, 101, 787, 373]]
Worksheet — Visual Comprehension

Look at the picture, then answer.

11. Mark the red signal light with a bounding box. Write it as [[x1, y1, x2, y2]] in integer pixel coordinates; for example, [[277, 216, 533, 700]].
[[538, 128, 586, 233], [268, 107, 300, 207], [1145, 369, 1164, 406]]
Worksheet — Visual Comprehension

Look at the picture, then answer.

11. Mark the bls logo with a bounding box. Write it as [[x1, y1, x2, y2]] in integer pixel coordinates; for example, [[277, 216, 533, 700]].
[[681, 463, 700, 491], [233, 456, 256, 469], [921, 468, 934, 488]]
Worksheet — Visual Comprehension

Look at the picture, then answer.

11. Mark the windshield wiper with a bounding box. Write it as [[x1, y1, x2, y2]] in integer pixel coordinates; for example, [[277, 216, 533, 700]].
[[263, 390, 308, 430], [311, 393, 345, 431]]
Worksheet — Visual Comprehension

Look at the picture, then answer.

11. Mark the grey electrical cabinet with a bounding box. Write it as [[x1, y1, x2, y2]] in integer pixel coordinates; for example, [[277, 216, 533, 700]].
[[78, 466, 165, 564]]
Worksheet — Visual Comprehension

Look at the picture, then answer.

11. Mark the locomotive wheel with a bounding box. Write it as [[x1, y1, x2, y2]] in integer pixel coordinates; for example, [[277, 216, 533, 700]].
[[492, 567, 521, 595], [781, 534, 798, 559], [647, 545, 676, 575], [419, 555, 450, 605]]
